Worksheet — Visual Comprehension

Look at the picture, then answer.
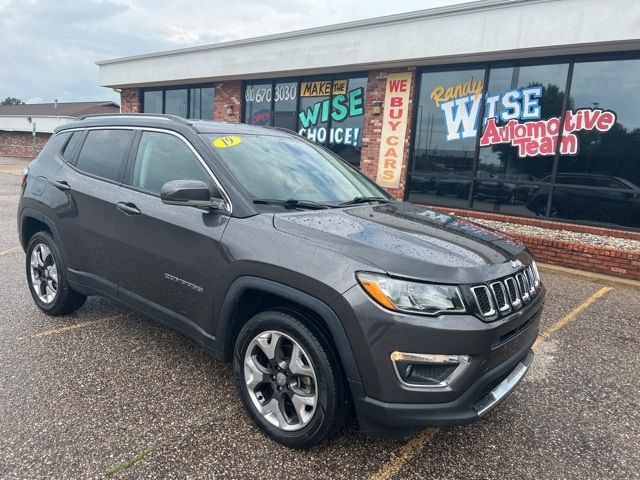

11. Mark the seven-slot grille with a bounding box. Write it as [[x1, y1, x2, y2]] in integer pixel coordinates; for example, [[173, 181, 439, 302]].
[[470, 262, 541, 319]]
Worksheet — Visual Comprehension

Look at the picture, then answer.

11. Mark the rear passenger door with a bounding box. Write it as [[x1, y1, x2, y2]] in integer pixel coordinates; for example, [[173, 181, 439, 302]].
[[54, 128, 134, 296], [111, 129, 229, 332]]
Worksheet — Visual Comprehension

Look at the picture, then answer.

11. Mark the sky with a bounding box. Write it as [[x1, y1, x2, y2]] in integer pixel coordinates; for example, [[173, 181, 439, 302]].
[[0, 0, 472, 105]]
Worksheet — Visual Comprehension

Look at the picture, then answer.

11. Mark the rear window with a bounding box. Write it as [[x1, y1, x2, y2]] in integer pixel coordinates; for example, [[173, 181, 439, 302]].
[[38, 131, 71, 158], [76, 129, 134, 182], [61, 131, 81, 160]]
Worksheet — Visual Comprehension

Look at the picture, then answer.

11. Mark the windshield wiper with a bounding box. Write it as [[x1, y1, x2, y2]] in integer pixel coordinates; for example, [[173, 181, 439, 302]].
[[338, 196, 391, 206], [252, 198, 332, 210]]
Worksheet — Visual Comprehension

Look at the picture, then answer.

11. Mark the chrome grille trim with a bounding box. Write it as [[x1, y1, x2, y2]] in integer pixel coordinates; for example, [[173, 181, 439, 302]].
[[504, 277, 522, 309], [516, 273, 530, 302], [470, 285, 496, 317], [525, 267, 536, 295], [471, 263, 542, 319], [531, 261, 541, 288], [490, 281, 510, 313]]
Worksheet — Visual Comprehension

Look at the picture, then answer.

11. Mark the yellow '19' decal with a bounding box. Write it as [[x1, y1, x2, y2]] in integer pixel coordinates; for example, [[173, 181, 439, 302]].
[[212, 135, 242, 148]]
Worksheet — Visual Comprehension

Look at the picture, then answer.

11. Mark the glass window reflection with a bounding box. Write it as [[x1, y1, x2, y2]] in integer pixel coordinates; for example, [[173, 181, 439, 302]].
[[476, 63, 569, 182], [557, 59, 640, 189]]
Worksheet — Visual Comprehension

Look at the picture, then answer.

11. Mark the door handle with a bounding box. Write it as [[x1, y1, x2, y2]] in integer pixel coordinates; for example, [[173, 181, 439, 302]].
[[116, 202, 141, 215], [53, 180, 70, 191]]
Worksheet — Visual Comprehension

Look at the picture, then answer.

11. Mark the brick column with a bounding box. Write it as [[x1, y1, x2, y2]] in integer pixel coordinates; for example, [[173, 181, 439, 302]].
[[360, 68, 417, 201], [214, 80, 242, 123], [120, 88, 141, 113], [360, 71, 386, 182]]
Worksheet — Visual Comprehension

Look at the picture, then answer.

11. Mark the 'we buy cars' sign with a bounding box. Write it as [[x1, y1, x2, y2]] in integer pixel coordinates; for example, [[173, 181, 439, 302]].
[[376, 72, 412, 189]]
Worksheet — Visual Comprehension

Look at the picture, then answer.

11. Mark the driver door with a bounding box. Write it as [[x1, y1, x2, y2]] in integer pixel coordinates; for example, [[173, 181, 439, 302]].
[[111, 129, 229, 331]]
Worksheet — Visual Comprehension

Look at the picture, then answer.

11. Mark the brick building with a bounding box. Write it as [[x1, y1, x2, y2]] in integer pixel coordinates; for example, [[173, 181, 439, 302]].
[[0, 101, 119, 158], [97, 0, 640, 235]]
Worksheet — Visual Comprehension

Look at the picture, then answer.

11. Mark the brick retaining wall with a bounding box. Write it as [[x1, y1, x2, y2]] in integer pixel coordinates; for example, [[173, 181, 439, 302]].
[[512, 234, 640, 281], [0, 131, 50, 158]]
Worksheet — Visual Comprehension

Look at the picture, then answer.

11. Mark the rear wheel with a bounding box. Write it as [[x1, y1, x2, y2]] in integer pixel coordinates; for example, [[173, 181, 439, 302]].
[[26, 231, 86, 315], [234, 310, 349, 448]]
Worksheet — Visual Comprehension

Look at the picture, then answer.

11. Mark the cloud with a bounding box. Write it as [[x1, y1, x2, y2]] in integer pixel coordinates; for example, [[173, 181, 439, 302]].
[[0, 0, 470, 104]]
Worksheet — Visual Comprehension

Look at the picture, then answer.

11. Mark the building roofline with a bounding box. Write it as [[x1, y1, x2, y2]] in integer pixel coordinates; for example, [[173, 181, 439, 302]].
[[96, 0, 543, 66], [0, 114, 76, 119]]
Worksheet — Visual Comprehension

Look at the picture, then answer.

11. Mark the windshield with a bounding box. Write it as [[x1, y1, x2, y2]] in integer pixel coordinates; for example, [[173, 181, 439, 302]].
[[201, 133, 389, 206]]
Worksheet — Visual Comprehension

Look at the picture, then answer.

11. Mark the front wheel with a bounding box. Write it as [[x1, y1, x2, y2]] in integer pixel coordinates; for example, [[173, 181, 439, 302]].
[[234, 310, 349, 449], [26, 231, 86, 315]]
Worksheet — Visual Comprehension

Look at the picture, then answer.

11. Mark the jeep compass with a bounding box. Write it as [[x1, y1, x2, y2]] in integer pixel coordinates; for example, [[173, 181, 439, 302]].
[[18, 114, 544, 448]]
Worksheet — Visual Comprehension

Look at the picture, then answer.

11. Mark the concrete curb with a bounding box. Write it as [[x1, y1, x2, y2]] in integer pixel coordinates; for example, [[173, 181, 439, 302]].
[[537, 262, 640, 291]]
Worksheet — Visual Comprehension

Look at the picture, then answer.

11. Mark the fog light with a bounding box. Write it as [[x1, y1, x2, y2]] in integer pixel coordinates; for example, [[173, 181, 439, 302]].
[[390, 351, 470, 388]]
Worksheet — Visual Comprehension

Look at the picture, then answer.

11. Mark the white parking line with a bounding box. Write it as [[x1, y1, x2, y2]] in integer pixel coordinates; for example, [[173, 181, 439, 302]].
[[0, 246, 21, 257]]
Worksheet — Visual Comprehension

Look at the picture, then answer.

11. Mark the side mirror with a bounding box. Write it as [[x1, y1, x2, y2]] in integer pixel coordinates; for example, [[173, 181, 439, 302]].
[[160, 180, 227, 210]]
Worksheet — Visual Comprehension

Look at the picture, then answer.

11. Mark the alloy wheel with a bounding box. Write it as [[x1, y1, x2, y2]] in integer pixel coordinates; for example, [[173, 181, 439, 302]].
[[29, 243, 58, 304], [243, 330, 318, 431]]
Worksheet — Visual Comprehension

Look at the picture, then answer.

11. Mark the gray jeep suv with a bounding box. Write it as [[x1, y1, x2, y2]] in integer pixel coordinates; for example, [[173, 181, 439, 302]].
[[18, 114, 544, 448]]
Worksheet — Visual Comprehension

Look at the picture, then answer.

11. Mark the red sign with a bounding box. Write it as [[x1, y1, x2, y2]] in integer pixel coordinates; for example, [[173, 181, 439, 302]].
[[480, 108, 617, 157]]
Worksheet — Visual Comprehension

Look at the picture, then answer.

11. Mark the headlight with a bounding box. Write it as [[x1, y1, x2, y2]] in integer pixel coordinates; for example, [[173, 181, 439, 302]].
[[356, 272, 465, 315]]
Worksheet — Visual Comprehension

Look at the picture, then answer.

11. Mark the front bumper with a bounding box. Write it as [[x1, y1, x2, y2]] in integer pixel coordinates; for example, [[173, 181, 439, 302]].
[[353, 348, 534, 435], [332, 282, 544, 434]]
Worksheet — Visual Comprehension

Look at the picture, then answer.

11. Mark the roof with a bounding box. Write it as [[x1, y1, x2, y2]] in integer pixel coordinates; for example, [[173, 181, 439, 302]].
[[97, 0, 640, 88], [0, 101, 120, 118]]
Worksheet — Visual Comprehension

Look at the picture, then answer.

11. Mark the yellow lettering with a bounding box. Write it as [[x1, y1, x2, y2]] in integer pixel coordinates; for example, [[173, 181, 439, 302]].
[[430, 76, 484, 107]]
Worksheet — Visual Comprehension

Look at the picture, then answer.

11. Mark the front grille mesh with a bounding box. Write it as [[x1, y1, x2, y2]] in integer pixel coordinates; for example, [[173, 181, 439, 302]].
[[471, 262, 542, 319], [490, 282, 509, 312], [471, 285, 495, 316]]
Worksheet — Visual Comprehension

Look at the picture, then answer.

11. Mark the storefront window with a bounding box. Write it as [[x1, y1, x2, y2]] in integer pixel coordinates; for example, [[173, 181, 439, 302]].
[[242, 76, 367, 167], [408, 55, 639, 230], [141, 84, 214, 119], [297, 78, 332, 146], [328, 77, 367, 167], [472, 63, 569, 216], [551, 58, 640, 228], [189, 87, 214, 120], [476, 63, 568, 181], [244, 83, 272, 126], [143, 90, 162, 114], [273, 81, 298, 130], [165, 89, 188, 117], [407, 69, 484, 207]]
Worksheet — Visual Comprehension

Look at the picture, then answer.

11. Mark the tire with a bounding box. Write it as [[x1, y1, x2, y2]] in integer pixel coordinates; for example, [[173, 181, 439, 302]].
[[234, 309, 349, 449], [26, 231, 86, 316]]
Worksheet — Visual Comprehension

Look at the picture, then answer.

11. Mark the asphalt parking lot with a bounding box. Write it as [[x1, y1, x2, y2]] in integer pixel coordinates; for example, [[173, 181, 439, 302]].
[[1, 161, 639, 480]]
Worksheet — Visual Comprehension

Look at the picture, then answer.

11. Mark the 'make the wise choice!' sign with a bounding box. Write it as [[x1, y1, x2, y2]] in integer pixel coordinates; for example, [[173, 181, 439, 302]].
[[376, 72, 412, 188]]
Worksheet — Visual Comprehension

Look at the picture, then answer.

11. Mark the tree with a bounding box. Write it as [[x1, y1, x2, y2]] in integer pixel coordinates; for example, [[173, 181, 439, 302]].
[[1, 97, 25, 105]]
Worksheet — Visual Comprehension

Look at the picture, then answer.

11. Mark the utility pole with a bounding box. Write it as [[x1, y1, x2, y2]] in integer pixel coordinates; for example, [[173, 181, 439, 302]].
[[32, 122, 36, 158]]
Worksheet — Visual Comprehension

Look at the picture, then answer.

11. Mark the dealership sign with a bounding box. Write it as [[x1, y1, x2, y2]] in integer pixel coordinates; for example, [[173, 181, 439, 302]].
[[431, 76, 617, 157], [376, 72, 413, 188], [297, 86, 364, 146]]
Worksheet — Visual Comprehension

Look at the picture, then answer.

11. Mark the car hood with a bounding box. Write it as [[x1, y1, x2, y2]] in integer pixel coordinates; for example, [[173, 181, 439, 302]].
[[273, 202, 532, 284]]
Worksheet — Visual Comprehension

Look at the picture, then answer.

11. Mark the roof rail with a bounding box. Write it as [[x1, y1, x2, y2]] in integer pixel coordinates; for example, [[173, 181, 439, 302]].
[[77, 112, 193, 125]]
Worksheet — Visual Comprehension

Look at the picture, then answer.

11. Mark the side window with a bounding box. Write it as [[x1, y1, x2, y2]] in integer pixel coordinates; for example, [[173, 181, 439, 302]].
[[76, 129, 134, 181], [595, 178, 626, 189], [130, 131, 211, 194]]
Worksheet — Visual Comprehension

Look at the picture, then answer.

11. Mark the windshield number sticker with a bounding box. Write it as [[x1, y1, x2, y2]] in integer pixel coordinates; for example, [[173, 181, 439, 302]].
[[213, 135, 242, 149]]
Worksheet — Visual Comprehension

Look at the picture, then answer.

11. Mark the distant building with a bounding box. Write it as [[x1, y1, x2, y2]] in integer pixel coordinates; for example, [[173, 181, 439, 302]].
[[0, 101, 119, 158]]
